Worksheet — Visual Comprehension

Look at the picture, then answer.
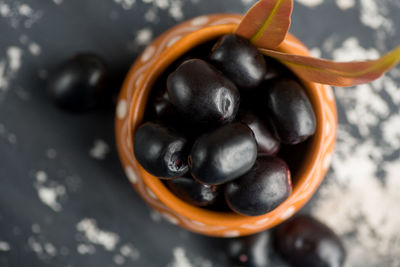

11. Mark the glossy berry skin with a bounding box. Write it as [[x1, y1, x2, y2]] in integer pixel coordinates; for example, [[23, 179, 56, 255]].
[[167, 59, 240, 125], [134, 122, 188, 179], [226, 231, 271, 267], [210, 34, 266, 89], [237, 109, 280, 156], [152, 89, 178, 121], [265, 78, 316, 144], [225, 156, 291, 216], [274, 215, 346, 267], [166, 177, 219, 206], [48, 54, 108, 112], [189, 122, 257, 185]]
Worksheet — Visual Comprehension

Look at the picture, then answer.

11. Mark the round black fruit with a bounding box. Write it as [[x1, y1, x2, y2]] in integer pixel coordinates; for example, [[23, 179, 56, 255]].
[[225, 156, 292, 216], [265, 78, 316, 144], [189, 122, 257, 185], [134, 122, 189, 179], [48, 54, 108, 112], [166, 177, 219, 207], [210, 34, 266, 89], [237, 109, 280, 156], [226, 231, 271, 267], [274, 215, 346, 267], [167, 59, 240, 125]]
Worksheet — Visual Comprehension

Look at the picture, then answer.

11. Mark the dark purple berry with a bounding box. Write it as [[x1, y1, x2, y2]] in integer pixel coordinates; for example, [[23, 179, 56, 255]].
[[134, 122, 188, 179], [167, 59, 240, 125], [225, 156, 292, 216], [48, 54, 108, 112], [166, 177, 219, 206], [274, 215, 346, 267], [152, 89, 179, 121], [238, 109, 280, 156], [266, 78, 316, 144], [226, 231, 271, 267], [189, 122, 257, 185], [210, 34, 266, 89]]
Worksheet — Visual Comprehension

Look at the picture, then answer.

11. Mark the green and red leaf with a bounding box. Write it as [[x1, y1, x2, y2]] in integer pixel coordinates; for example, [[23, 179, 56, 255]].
[[259, 46, 400, 87], [235, 0, 293, 49]]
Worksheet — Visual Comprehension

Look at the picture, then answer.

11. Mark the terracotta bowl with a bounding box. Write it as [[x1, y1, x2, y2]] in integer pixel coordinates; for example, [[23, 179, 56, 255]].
[[115, 14, 337, 237]]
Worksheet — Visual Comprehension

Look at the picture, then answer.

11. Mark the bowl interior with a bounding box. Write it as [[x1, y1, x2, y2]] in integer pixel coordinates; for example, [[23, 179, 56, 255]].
[[128, 24, 326, 227]]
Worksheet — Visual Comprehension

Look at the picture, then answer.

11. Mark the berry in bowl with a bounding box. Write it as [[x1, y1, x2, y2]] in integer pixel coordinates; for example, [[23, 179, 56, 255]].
[[115, 0, 400, 237]]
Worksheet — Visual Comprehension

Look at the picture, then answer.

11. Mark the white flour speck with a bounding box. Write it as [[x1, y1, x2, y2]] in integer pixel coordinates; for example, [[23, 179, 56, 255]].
[[114, 0, 136, 10], [44, 243, 57, 256], [295, 0, 324, 8], [120, 243, 140, 260], [31, 224, 41, 234], [309, 47, 322, 58], [7, 133, 17, 144], [18, 4, 33, 16], [168, 247, 194, 267], [359, 0, 393, 31], [34, 170, 66, 212], [0, 241, 11, 251], [113, 254, 125, 265], [0, 61, 7, 90], [336, 0, 355, 10], [46, 148, 57, 159], [89, 139, 110, 160], [7, 46, 22, 72], [241, 0, 257, 5], [77, 243, 96, 255], [76, 218, 120, 251], [332, 38, 379, 62], [381, 114, 400, 149], [28, 42, 41, 56], [135, 28, 153, 46], [0, 2, 10, 16], [52, 0, 64, 5]]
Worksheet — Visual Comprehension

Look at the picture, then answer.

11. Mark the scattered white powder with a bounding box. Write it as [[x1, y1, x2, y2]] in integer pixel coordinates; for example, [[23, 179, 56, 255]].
[[28, 42, 41, 56], [0, 2, 42, 28], [7, 46, 22, 72], [28, 237, 57, 258], [336, 0, 355, 10], [76, 218, 120, 251], [332, 37, 379, 62], [0, 2, 10, 16], [34, 170, 66, 212], [0, 241, 10, 251], [114, 0, 136, 10], [120, 243, 140, 261], [139, 0, 184, 21], [0, 61, 7, 90], [0, 46, 23, 96], [309, 47, 322, 58], [381, 114, 400, 148], [241, 0, 257, 5], [18, 4, 33, 16], [312, 131, 400, 266], [77, 243, 96, 255], [31, 224, 41, 234], [52, 0, 63, 5], [89, 139, 110, 160], [149, 210, 162, 222], [114, 254, 125, 265], [135, 28, 153, 46], [359, 0, 393, 31], [168, 247, 194, 267], [295, 0, 324, 8], [46, 148, 57, 159]]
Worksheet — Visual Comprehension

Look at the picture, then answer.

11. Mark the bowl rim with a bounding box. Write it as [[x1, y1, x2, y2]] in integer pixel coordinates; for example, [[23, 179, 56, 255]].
[[117, 14, 337, 233]]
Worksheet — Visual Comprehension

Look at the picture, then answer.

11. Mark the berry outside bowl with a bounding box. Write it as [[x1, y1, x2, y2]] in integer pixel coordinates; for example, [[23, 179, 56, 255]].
[[115, 14, 337, 237]]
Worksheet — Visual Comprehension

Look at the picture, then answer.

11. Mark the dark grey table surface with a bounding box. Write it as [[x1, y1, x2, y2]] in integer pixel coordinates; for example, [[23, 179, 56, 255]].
[[1, 0, 400, 266]]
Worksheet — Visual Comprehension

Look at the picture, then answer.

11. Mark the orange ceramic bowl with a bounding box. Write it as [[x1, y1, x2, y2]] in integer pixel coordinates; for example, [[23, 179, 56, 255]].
[[115, 14, 337, 237]]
